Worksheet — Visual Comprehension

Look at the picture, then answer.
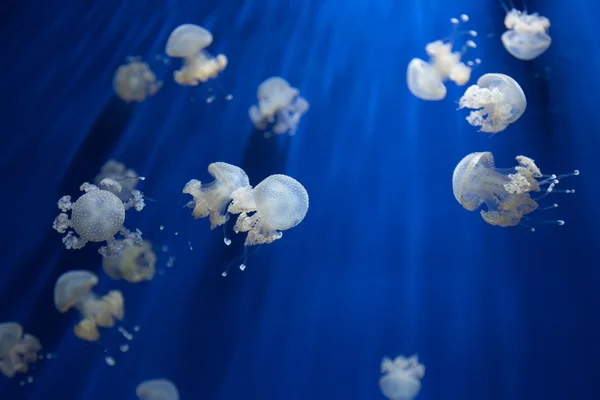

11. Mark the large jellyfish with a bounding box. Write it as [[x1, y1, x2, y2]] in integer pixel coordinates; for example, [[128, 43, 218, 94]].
[[165, 24, 228, 86], [94, 159, 142, 202], [459, 73, 526, 135], [137, 379, 179, 400], [380, 354, 425, 400], [452, 151, 579, 230], [102, 240, 157, 283], [52, 180, 145, 259], [501, 8, 551, 60], [407, 14, 480, 101], [114, 57, 163, 102], [54, 270, 124, 342], [0, 322, 42, 378], [248, 77, 310, 137]]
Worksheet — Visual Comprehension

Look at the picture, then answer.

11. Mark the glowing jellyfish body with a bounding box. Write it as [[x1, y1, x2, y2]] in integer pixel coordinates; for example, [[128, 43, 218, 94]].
[[249, 77, 309, 136], [54, 270, 124, 342], [501, 9, 551, 60], [53, 180, 145, 259], [95, 160, 141, 202], [407, 14, 479, 101], [102, 240, 157, 283], [166, 24, 227, 86], [459, 73, 526, 134], [136, 379, 179, 400], [0, 323, 42, 378], [380, 355, 425, 400], [114, 57, 162, 102], [452, 152, 579, 230]]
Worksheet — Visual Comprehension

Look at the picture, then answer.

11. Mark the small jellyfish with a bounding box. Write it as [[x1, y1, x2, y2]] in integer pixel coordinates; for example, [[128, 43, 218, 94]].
[[102, 240, 157, 283], [183, 162, 250, 229], [459, 73, 526, 134], [248, 77, 309, 136], [0, 323, 42, 378], [407, 14, 478, 101], [501, 8, 551, 60], [114, 57, 163, 102], [452, 152, 579, 230], [165, 24, 228, 86], [94, 160, 141, 202], [136, 379, 179, 400], [380, 354, 425, 400], [52, 180, 145, 259], [54, 270, 124, 342]]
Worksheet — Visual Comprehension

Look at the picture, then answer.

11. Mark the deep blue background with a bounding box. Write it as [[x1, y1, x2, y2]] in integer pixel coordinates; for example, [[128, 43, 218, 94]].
[[1, 0, 599, 399]]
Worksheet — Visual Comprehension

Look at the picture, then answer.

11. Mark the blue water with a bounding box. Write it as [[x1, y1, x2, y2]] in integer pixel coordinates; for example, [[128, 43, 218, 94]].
[[1, 0, 599, 399]]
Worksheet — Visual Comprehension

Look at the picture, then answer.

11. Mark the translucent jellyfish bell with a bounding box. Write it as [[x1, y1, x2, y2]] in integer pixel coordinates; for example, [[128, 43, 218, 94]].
[[380, 354, 425, 400], [165, 24, 228, 86], [502, 9, 551, 60], [452, 151, 579, 230], [249, 77, 310, 136], [136, 379, 179, 400], [94, 160, 141, 202], [0, 322, 42, 378], [459, 73, 526, 134], [54, 270, 124, 342], [102, 240, 157, 283], [113, 57, 163, 102]]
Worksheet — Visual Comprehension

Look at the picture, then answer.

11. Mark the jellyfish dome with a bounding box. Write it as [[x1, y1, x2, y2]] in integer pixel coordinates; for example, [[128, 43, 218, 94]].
[[113, 57, 163, 102], [459, 73, 526, 134], [379, 354, 425, 400], [165, 24, 227, 86], [136, 379, 179, 400], [502, 9, 551, 60], [452, 152, 579, 230], [249, 77, 310, 136], [0, 322, 42, 378], [52, 180, 145, 259], [94, 160, 141, 202], [102, 240, 157, 283]]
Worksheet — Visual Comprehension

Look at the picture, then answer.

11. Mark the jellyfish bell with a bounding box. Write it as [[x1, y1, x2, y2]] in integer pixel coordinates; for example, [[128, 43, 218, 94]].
[[113, 57, 162, 102], [380, 355, 425, 400], [501, 9, 551, 60], [136, 379, 179, 400], [459, 73, 526, 135], [0, 322, 42, 378], [406, 59, 446, 101]]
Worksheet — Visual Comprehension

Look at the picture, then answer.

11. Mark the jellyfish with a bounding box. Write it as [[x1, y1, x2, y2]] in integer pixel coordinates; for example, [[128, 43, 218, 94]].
[[248, 77, 310, 136], [94, 160, 142, 202], [102, 240, 157, 283], [501, 8, 551, 60], [54, 270, 124, 342], [458, 73, 526, 134], [114, 57, 163, 102], [52, 179, 145, 259], [165, 24, 228, 86], [407, 14, 479, 101], [183, 162, 250, 230], [452, 151, 579, 230], [0, 323, 42, 378], [380, 354, 425, 400], [136, 379, 179, 400]]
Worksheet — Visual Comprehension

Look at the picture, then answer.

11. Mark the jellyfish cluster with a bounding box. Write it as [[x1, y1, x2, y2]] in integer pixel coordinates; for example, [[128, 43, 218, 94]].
[[380, 355, 425, 400]]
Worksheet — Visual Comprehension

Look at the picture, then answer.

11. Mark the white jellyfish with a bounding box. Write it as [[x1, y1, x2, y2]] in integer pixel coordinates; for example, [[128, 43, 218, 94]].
[[380, 354, 425, 400], [459, 73, 526, 134], [102, 240, 157, 283], [94, 160, 142, 202], [248, 77, 310, 136], [407, 14, 479, 101], [453, 151, 579, 230], [0, 323, 42, 378], [165, 24, 228, 86], [136, 379, 179, 400], [52, 180, 145, 259], [54, 270, 124, 342], [501, 8, 551, 60], [113, 57, 162, 102]]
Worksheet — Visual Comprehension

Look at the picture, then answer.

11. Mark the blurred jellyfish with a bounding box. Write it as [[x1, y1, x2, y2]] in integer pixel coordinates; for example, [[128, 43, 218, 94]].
[[501, 8, 551, 60], [165, 24, 227, 86], [459, 73, 526, 134], [380, 354, 425, 400], [0, 323, 42, 378], [183, 162, 250, 229], [94, 160, 141, 202], [54, 270, 124, 342], [136, 379, 179, 400], [52, 180, 145, 259], [249, 77, 309, 136], [113, 57, 163, 102], [102, 240, 157, 283], [407, 14, 479, 101], [452, 152, 579, 230]]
